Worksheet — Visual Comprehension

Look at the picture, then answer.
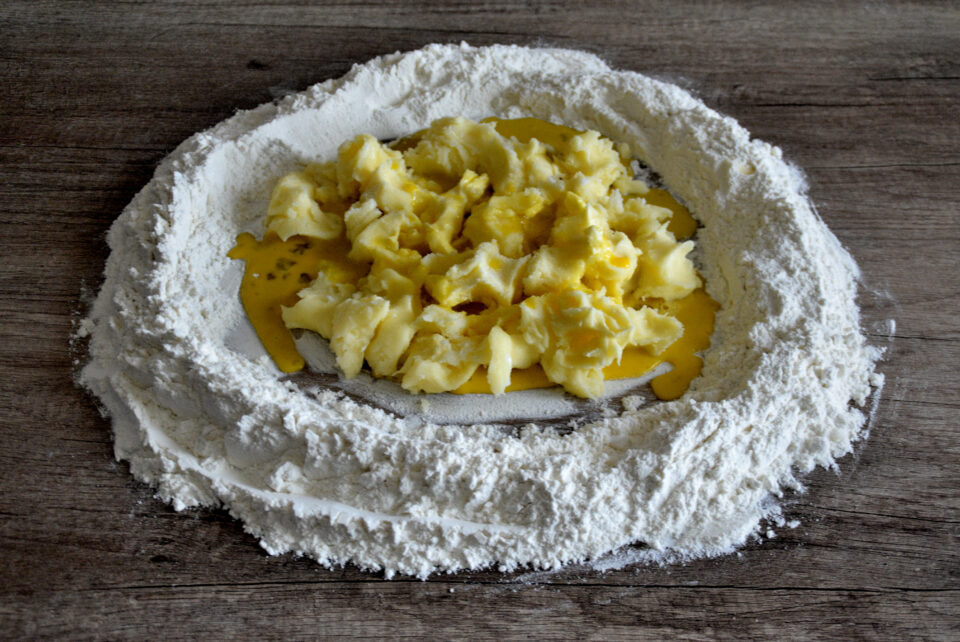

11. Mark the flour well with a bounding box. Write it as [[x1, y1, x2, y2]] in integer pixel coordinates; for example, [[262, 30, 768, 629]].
[[80, 44, 882, 578]]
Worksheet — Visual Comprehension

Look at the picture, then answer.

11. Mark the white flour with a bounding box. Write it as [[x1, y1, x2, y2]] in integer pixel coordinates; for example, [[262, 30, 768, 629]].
[[79, 44, 883, 578]]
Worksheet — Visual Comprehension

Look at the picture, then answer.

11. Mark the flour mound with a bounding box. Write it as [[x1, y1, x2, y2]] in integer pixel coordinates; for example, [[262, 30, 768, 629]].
[[80, 43, 882, 578]]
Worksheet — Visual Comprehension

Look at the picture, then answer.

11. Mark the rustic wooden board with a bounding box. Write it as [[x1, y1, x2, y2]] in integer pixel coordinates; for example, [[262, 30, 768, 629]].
[[2, 1, 958, 638]]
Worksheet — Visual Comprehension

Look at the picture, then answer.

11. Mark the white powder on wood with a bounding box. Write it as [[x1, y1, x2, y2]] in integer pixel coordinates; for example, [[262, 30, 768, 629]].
[[79, 43, 882, 578]]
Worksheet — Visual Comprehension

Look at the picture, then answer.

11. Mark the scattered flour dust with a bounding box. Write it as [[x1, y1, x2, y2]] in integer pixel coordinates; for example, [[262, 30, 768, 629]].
[[79, 44, 883, 578]]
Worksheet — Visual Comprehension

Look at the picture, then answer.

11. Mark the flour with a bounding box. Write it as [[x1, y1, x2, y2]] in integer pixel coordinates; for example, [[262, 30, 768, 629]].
[[79, 43, 883, 578]]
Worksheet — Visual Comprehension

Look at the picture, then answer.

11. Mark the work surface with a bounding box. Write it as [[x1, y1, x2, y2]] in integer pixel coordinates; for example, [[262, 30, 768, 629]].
[[2, 1, 958, 639]]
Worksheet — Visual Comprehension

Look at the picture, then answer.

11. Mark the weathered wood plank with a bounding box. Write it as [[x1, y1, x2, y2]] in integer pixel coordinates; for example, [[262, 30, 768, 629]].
[[3, 582, 957, 640]]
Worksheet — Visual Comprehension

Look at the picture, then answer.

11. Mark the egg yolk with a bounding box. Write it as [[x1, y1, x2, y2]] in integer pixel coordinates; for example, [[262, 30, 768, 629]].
[[227, 233, 365, 372], [229, 117, 718, 400]]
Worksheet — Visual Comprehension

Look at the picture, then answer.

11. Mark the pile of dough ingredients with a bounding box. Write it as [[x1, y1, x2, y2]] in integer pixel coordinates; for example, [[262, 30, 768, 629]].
[[231, 114, 717, 401], [79, 44, 882, 578]]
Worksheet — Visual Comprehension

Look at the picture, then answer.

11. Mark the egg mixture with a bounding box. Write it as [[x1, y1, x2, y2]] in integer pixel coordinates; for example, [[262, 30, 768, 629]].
[[229, 117, 718, 400]]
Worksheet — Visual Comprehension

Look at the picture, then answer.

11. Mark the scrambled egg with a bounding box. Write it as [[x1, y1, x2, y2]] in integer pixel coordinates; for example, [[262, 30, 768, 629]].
[[255, 117, 702, 399]]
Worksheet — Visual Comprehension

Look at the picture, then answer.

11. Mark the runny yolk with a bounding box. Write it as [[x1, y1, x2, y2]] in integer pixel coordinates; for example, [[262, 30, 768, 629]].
[[229, 117, 719, 399], [227, 232, 361, 372], [481, 116, 582, 150]]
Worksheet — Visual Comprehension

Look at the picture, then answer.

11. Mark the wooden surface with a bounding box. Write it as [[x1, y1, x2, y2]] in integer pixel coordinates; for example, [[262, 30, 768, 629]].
[[2, 1, 958, 639]]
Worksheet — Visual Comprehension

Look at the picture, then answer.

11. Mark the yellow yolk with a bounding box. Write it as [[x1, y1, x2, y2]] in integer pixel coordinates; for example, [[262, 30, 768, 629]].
[[649, 188, 698, 240], [387, 117, 581, 153], [482, 117, 582, 150], [648, 288, 720, 400], [229, 116, 719, 400], [228, 232, 362, 372]]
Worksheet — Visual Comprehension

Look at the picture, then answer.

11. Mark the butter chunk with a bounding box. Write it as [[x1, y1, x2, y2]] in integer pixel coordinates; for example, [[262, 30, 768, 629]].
[[561, 131, 628, 202], [416, 304, 470, 338], [343, 199, 382, 243], [302, 161, 346, 211], [461, 188, 549, 258], [281, 273, 356, 337], [483, 326, 538, 395], [348, 210, 422, 265], [330, 294, 391, 378], [267, 172, 343, 240], [626, 307, 684, 355], [523, 245, 585, 296], [484, 326, 514, 395], [425, 242, 527, 308], [611, 196, 672, 241], [364, 295, 418, 377], [404, 117, 524, 194], [362, 159, 417, 214], [421, 170, 489, 255], [336, 134, 400, 199], [582, 231, 639, 299], [400, 334, 482, 393], [634, 226, 701, 301]]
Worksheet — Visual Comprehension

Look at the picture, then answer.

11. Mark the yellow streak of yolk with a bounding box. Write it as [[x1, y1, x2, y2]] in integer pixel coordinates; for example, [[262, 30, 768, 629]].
[[230, 117, 718, 400], [482, 116, 582, 150], [648, 289, 721, 400], [390, 117, 582, 153], [227, 232, 362, 373], [648, 188, 698, 240]]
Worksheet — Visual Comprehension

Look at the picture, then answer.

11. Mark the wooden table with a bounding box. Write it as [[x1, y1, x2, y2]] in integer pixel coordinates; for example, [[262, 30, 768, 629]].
[[3, 1, 957, 638]]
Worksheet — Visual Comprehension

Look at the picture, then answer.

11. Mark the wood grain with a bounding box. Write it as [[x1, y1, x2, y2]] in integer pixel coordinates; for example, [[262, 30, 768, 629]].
[[1, 1, 958, 638]]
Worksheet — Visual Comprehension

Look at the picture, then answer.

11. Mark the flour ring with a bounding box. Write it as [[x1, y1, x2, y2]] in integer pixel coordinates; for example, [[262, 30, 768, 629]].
[[82, 44, 881, 578]]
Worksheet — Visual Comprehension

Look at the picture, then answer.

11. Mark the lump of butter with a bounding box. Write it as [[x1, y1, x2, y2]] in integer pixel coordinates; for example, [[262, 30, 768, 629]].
[[267, 172, 344, 241], [273, 117, 701, 398]]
